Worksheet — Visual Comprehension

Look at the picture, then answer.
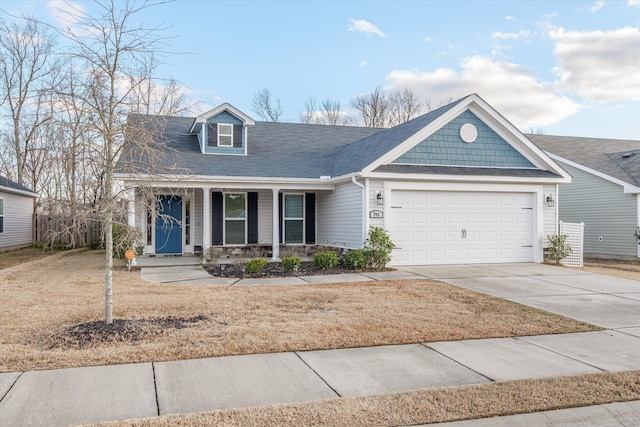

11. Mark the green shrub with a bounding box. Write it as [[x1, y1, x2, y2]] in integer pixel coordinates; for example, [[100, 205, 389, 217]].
[[281, 256, 301, 272], [363, 226, 395, 270], [313, 250, 339, 270], [547, 234, 572, 265], [344, 249, 367, 270], [245, 258, 268, 274], [112, 223, 143, 259]]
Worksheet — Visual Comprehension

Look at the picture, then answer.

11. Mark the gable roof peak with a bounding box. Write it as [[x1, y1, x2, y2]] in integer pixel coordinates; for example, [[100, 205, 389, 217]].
[[190, 102, 255, 133]]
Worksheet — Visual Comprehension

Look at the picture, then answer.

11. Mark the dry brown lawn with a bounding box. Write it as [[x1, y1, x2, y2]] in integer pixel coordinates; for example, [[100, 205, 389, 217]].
[[92, 371, 640, 427], [0, 246, 61, 270], [1, 250, 599, 373], [581, 258, 640, 281]]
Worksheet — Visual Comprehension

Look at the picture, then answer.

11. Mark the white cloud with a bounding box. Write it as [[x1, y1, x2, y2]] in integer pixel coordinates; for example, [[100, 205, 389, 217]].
[[348, 19, 387, 37], [46, 0, 84, 27], [506, 15, 515, 21], [590, 0, 607, 12], [492, 30, 532, 40], [630, 0, 640, 6], [549, 26, 640, 102], [424, 36, 436, 42], [359, 60, 368, 67], [385, 55, 581, 129]]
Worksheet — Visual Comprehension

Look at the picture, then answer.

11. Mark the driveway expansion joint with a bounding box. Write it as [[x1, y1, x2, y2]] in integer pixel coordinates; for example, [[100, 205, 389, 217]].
[[151, 363, 160, 417]]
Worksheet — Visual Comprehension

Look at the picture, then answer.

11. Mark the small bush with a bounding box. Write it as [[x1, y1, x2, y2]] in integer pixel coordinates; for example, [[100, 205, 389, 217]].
[[547, 234, 572, 265], [363, 226, 395, 270], [313, 250, 339, 271], [245, 258, 268, 274], [344, 249, 367, 270], [112, 224, 143, 259], [281, 256, 301, 272]]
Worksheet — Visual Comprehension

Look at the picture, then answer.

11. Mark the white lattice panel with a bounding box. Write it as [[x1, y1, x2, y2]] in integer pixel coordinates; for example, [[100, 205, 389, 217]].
[[560, 221, 584, 267]]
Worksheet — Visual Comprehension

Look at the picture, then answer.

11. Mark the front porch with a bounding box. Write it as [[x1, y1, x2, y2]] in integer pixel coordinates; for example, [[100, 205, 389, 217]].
[[128, 181, 366, 261]]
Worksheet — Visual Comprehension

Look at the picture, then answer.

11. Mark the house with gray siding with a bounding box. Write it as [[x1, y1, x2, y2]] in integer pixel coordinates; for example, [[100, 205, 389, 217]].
[[116, 94, 570, 266], [0, 176, 38, 251], [529, 135, 640, 260]]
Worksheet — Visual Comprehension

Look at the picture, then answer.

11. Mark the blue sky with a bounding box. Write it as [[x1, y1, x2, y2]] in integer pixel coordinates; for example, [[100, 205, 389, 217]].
[[3, 0, 640, 139]]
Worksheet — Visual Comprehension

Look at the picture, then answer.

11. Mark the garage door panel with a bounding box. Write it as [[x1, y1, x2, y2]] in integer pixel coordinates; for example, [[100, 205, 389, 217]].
[[391, 190, 534, 265]]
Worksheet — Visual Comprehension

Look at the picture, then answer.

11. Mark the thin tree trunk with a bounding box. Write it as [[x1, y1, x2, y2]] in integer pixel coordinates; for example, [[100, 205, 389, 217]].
[[104, 137, 113, 324]]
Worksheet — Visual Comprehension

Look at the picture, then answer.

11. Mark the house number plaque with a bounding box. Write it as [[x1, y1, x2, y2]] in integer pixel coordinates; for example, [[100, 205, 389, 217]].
[[369, 210, 383, 219]]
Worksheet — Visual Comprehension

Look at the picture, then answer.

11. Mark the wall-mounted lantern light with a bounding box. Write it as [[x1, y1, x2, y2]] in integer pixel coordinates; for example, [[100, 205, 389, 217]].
[[376, 191, 384, 206], [545, 193, 555, 207]]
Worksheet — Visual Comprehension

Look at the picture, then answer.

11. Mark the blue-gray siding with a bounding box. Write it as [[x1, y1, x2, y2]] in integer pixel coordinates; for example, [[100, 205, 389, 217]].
[[393, 110, 535, 168], [558, 162, 638, 258]]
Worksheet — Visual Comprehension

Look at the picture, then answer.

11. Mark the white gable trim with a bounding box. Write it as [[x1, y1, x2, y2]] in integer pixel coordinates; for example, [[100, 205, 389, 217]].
[[362, 93, 570, 181], [547, 153, 640, 194], [0, 185, 38, 198], [190, 102, 255, 133]]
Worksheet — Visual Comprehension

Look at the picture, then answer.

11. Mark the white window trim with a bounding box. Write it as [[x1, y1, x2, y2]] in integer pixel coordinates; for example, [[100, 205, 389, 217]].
[[218, 123, 233, 147], [0, 197, 4, 234], [223, 192, 247, 245], [283, 193, 305, 245]]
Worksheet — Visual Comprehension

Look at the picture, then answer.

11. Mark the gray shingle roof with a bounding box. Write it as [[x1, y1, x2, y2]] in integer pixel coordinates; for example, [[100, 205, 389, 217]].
[[118, 115, 383, 179], [0, 175, 37, 195], [528, 134, 640, 187], [331, 96, 467, 176]]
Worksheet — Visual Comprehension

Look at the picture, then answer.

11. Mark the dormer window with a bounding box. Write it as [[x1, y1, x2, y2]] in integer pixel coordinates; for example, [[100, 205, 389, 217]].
[[207, 123, 234, 147], [218, 124, 233, 147]]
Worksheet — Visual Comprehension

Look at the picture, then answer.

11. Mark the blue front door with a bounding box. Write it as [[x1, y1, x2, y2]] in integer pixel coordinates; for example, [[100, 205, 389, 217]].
[[156, 196, 182, 254]]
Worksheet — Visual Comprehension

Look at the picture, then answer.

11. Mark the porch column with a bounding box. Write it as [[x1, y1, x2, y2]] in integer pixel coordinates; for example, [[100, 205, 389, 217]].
[[202, 187, 211, 250], [126, 189, 136, 228], [271, 188, 280, 261]]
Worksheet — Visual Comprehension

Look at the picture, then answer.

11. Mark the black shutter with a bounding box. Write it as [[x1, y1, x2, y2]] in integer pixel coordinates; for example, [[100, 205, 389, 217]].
[[211, 192, 223, 245], [207, 124, 217, 147], [305, 193, 316, 244], [233, 125, 243, 148], [247, 192, 258, 244], [278, 193, 283, 244]]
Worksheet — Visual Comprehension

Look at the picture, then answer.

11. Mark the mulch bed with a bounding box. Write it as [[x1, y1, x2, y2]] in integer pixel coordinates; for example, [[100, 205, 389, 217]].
[[45, 315, 209, 349], [204, 261, 358, 278]]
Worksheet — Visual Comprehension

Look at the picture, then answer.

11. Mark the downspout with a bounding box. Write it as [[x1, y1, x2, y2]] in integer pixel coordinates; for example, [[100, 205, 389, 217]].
[[352, 176, 366, 247]]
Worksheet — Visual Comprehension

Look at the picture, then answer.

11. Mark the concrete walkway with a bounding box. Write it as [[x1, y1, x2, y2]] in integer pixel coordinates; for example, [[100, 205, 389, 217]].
[[1, 263, 639, 426], [1, 329, 639, 426]]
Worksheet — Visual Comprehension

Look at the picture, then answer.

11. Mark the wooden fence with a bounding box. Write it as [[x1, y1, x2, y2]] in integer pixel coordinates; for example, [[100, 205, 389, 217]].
[[33, 214, 104, 249]]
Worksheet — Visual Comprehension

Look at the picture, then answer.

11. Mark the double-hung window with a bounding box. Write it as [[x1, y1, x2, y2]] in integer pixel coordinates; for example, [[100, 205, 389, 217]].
[[218, 124, 233, 147], [0, 197, 4, 233], [224, 193, 246, 244], [284, 194, 304, 244]]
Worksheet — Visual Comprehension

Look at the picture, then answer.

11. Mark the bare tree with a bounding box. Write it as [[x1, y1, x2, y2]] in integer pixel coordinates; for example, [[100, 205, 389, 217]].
[[57, 0, 174, 325], [388, 87, 422, 126], [321, 98, 343, 126], [300, 95, 318, 124], [252, 87, 282, 122], [0, 17, 58, 186], [351, 86, 390, 128], [129, 54, 196, 116]]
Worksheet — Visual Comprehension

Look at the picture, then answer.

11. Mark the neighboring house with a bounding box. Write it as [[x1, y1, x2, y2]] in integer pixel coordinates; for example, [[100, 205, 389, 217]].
[[529, 134, 640, 260], [116, 94, 570, 266], [0, 175, 38, 251]]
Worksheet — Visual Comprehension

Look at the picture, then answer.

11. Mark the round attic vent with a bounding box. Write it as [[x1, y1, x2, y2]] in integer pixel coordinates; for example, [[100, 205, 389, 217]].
[[460, 123, 478, 143]]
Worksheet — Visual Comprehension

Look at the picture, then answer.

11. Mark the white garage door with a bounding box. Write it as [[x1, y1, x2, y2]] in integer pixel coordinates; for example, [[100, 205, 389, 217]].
[[391, 190, 533, 265]]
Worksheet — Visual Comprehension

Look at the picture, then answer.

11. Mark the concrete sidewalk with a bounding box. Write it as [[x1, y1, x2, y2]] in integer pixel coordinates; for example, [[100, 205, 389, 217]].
[[1, 329, 639, 426]]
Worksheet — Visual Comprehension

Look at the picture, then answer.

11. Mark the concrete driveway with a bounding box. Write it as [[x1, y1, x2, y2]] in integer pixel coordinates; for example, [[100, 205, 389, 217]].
[[399, 263, 640, 330]]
